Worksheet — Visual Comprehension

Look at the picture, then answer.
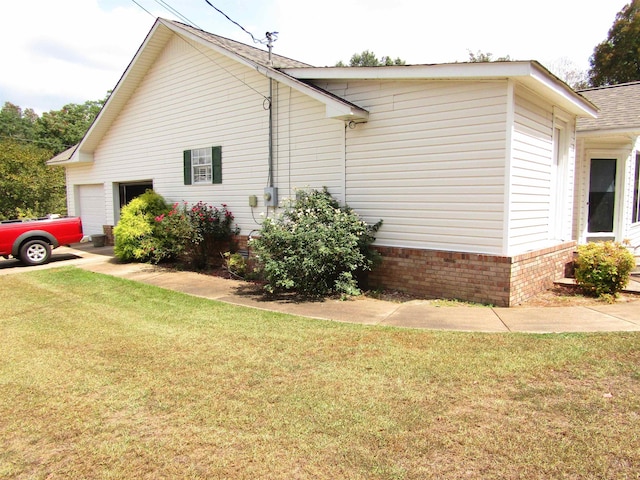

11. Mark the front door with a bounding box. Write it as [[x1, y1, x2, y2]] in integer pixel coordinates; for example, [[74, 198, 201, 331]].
[[587, 158, 617, 239]]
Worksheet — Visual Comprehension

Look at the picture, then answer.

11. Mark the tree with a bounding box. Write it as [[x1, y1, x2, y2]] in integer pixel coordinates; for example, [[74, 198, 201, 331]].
[[0, 94, 108, 220], [35, 98, 105, 155], [588, 0, 640, 86], [0, 140, 67, 219], [467, 50, 511, 62], [0, 102, 37, 143], [546, 57, 590, 90], [336, 50, 406, 67]]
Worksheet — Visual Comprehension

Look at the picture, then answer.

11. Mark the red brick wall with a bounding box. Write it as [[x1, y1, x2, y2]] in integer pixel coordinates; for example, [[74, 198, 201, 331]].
[[508, 242, 577, 305], [368, 242, 576, 307]]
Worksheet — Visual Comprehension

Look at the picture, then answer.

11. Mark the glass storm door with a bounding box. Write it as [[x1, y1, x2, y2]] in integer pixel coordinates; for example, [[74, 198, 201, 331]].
[[588, 158, 617, 234]]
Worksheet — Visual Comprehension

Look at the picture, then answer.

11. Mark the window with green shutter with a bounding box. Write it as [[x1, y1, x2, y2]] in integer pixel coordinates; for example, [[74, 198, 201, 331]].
[[183, 146, 222, 185]]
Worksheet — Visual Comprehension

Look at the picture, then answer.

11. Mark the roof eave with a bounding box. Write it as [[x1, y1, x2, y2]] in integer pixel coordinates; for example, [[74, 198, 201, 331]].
[[76, 18, 171, 157], [163, 19, 368, 122], [577, 127, 640, 138], [283, 61, 597, 118]]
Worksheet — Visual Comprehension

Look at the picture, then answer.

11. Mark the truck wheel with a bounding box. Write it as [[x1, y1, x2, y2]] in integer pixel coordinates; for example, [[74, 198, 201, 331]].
[[19, 240, 52, 266]]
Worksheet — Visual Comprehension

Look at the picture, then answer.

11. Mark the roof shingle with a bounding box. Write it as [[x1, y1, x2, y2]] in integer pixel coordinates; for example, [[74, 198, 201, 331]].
[[167, 20, 311, 69], [577, 82, 640, 132]]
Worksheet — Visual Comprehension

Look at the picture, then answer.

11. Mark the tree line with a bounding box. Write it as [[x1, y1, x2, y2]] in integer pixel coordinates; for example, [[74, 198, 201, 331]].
[[336, 0, 640, 90], [0, 96, 107, 220]]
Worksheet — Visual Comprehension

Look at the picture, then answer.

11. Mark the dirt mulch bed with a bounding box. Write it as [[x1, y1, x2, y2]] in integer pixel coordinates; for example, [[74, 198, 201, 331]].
[[516, 283, 640, 307], [179, 262, 640, 308]]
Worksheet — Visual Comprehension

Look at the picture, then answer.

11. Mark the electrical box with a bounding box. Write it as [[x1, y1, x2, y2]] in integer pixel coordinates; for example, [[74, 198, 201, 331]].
[[263, 187, 278, 207], [248, 195, 258, 207]]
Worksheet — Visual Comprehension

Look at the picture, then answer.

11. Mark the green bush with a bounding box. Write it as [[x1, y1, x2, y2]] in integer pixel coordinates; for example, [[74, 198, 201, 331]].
[[249, 188, 382, 297], [114, 190, 169, 262], [224, 251, 247, 277], [574, 241, 636, 297], [152, 201, 239, 269]]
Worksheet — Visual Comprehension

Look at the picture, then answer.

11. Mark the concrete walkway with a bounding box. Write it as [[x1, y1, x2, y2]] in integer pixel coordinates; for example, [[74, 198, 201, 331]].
[[4, 244, 640, 334]]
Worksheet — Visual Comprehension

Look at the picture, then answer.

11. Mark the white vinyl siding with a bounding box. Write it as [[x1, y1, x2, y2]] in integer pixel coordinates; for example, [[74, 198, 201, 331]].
[[273, 87, 345, 202], [508, 88, 576, 253], [63, 27, 587, 259], [320, 80, 509, 254], [64, 34, 342, 234]]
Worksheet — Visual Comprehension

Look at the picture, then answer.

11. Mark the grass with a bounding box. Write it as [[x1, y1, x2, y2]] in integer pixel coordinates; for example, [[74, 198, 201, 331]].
[[1, 267, 640, 479]]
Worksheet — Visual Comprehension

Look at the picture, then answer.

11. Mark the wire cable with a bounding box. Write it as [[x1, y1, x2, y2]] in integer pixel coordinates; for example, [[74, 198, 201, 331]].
[[202, 0, 269, 45], [129, 0, 269, 101], [0, 134, 77, 150], [152, 0, 200, 28], [130, 0, 154, 17]]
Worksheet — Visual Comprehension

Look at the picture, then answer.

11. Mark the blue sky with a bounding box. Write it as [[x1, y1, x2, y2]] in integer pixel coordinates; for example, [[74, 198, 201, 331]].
[[0, 0, 629, 114]]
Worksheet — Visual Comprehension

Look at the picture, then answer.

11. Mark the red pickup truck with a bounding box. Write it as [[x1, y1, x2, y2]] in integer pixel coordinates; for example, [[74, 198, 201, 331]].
[[0, 216, 84, 266]]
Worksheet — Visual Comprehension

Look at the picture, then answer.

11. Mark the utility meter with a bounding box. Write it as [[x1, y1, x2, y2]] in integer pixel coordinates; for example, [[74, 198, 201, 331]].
[[263, 187, 278, 207]]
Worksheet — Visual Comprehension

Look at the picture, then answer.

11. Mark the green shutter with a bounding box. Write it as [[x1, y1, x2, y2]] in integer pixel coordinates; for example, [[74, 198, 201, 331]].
[[183, 150, 192, 185], [212, 146, 222, 184]]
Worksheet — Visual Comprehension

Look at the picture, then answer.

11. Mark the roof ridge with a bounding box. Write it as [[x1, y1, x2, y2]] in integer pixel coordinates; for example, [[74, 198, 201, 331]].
[[578, 81, 640, 92], [162, 18, 312, 68]]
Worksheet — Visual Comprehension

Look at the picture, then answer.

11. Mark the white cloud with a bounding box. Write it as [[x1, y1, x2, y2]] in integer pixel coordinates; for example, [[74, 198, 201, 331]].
[[272, 0, 626, 69], [0, 0, 154, 112], [0, 0, 630, 113]]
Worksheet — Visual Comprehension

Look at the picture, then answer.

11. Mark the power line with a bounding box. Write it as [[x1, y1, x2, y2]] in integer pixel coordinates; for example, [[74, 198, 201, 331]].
[[129, 0, 270, 101], [202, 0, 270, 45], [130, 0, 198, 28], [152, 0, 200, 28], [130, 0, 154, 17], [0, 134, 77, 150]]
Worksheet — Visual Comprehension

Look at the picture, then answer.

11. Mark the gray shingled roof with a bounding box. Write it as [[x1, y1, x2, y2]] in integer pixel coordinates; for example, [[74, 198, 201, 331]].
[[577, 82, 640, 132], [167, 20, 311, 69]]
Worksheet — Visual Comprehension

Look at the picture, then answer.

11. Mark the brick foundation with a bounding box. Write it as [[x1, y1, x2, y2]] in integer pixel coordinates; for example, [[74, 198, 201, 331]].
[[368, 242, 577, 307]]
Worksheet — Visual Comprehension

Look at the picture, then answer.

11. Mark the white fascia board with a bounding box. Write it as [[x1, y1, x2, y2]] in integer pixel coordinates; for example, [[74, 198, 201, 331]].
[[285, 61, 597, 118], [78, 19, 171, 156], [577, 128, 640, 138], [253, 65, 369, 121], [284, 61, 536, 80], [525, 63, 598, 118], [163, 20, 368, 122]]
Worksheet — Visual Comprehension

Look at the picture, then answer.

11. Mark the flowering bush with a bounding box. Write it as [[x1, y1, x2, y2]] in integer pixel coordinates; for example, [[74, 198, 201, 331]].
[[249, 188, 382, 296], [152, 201, 240, 268]]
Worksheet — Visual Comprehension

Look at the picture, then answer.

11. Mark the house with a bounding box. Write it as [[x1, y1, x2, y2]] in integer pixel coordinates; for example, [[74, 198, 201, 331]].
[[49, 18, 598, 307], [574, 82, 640, 251]]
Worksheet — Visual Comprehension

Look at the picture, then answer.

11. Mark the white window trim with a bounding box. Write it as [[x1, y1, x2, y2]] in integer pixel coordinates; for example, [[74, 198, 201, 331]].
[[191, 148, 213, 185]]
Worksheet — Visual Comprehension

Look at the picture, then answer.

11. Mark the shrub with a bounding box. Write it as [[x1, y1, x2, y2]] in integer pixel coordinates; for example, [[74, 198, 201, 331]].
[[152, 201, 240, 269], [114, 190, 169, 262], [249, 188, 382, 297], [223, 251, 247, 277], [574, 241, 636, 297]]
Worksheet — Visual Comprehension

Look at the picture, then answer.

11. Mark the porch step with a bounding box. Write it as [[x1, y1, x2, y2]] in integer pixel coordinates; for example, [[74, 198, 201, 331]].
[[555, 276, 640, 294]]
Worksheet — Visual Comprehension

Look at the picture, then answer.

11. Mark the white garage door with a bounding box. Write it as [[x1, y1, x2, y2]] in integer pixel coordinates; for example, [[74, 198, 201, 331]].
[[77, 184, 107, 237]]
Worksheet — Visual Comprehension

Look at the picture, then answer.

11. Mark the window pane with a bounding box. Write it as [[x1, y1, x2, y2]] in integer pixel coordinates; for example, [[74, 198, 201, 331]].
[[191, 148, 212, 183], [193, 166, 211, 183]]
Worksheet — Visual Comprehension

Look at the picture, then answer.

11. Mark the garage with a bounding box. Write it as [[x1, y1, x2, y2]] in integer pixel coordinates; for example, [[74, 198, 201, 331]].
[[76, 184, 107, 237]]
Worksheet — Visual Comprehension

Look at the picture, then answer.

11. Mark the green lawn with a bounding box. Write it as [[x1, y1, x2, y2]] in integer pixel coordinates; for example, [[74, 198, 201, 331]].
[[1, 267, 639, 479]]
